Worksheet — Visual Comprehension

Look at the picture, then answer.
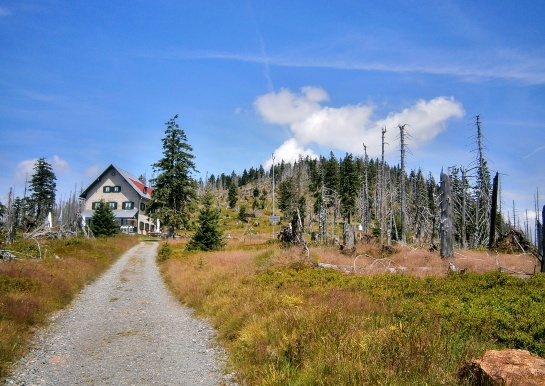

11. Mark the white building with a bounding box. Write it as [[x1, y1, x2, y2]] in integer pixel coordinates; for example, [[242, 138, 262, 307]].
[[79, 164, 156, 235]]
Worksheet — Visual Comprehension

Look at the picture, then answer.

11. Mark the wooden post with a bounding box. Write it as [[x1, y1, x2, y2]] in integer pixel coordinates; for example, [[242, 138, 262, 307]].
[[488, 172, 499, 248], [440, 172, 454, 258]]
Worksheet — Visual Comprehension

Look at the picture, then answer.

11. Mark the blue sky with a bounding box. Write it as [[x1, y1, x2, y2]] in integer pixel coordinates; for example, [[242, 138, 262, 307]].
[[1, 1, 544, 227]]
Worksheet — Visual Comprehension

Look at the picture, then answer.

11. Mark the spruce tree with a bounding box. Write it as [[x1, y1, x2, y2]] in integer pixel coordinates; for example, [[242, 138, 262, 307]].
[[228, 183, 238, 209], [28, 157, 57, 224], [90, 200, 119, 236], [340, 153, 360, 223], [149, 115, 198, 237], [186, 193, 224, 251], [238, 206, 248, 223]]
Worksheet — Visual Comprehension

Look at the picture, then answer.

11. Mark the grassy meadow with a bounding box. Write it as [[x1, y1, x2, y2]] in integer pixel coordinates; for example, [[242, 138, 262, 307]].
[[0, 235, 138, 379], [161, 238, 545, 385]]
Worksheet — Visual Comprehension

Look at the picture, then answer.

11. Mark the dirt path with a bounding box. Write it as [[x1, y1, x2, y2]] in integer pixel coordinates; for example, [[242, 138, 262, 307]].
[[4, 242, 230, 386]]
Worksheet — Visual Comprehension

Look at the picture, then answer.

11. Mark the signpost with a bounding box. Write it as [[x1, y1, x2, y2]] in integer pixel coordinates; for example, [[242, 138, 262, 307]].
[[269, 215, 280, 223]]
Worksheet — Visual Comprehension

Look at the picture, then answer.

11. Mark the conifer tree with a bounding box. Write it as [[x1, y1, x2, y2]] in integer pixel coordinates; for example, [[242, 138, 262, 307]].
[[186, 193, 224, 251], [90, 200, 119, 236], [238, 206, 248, 222], [149, 115, 198, 237], [228, 183, 238, 209], [340, 153, 360, 223], [28, 157, 57, 224], [324, 152, 340, 193]]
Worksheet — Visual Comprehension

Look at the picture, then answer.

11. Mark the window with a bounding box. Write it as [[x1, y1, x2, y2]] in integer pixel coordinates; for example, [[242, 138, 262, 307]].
[[145, 223, 150, 231], [122, 201, 134, 210], [108, 202, 117, 210], [143, 187, 148, 194], [140, 202, 146, 211], [92, 202, 100, 209], [139, 221, 144, 230], [103, 185, 121, 193]]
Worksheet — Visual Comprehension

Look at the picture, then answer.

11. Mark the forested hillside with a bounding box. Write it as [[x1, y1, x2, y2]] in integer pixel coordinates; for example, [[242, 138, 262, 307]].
[[198, 136, 515, 251]]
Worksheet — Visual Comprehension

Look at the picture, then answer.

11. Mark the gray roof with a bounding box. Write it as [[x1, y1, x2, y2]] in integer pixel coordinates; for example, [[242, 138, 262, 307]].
[[81, 208, 138, 219]]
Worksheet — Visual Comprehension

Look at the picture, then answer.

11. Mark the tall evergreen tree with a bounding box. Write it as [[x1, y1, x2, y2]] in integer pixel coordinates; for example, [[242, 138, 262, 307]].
[[186, 193, 224, 251], [90, 200, 119, 236], [149, 115, 198, 237], [28, 157, 57, 224], [324, 152, 340, 194], [340, 153, 360, 223]]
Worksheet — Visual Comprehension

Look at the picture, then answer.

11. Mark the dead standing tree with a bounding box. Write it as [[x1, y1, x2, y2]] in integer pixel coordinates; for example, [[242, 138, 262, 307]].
[[398, 124, 411, 244], [540, 205, 545, 273], [379, 127, 388, 244], [470, 115, 491, 248], [360, 143, 370, 234], [440, 171, 454, 259], [488, 172, 499, 248], [3, 188, 17, 245]]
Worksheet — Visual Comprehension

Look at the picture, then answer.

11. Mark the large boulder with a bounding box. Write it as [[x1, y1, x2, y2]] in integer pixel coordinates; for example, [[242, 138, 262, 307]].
[[459, 349, 545, 386]]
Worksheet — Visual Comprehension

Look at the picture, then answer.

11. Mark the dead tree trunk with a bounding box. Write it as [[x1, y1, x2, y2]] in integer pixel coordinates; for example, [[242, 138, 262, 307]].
[[542, 205, 545, 273], [361, 143, 370, 233], [399, 124, 409, 243], [380, 127, 387, 245], [440, 172, 454, 258], [488, 172, 499, 248], [342, 222, 356, 252]]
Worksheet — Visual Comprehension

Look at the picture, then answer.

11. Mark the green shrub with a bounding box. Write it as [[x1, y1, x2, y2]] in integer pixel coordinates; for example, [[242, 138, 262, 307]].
[[157, 242, 172, 262]]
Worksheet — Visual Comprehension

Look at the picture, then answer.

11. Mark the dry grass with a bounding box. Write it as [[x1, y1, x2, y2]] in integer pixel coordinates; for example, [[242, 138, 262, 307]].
[[312, 241, 539, 277], [160, 239, 545, 385]]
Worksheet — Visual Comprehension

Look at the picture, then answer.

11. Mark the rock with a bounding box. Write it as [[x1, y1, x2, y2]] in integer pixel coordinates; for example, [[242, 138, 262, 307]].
[[459, 349, 545, 386], [317, 263, 338, 270]]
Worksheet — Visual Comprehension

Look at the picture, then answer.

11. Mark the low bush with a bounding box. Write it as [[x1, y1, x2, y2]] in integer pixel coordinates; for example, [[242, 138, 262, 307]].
[[161, 244, 545, 385], [157, 242, 172, 262]]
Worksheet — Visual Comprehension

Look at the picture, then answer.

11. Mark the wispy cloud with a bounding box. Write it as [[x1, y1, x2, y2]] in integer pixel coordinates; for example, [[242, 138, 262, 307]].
[[15, 89, 60, 103], [147, 46, 545, 85], [247, 0, 273, 92], [524, 146, 545, 159]]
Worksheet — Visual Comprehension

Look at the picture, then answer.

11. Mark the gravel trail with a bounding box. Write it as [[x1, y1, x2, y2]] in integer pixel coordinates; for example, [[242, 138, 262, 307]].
[[4, 242, 230, 386]]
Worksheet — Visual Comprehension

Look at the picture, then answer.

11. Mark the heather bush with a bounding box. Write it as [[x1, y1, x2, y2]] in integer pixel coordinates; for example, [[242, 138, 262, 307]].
[[161, 243, 545, 385]]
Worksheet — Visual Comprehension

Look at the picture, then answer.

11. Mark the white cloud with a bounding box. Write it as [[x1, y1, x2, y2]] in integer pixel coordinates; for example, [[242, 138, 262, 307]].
[[255, 87, 465, 161], [264, 138, 317, 169], [254, 86, 329, 125], [50, 155, 70, 175], [15, 156, 70, 185], [15, 159, 37, 184]]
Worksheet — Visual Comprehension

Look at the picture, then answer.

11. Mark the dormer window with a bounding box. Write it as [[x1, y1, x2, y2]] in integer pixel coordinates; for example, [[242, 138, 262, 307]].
[[143, 187, 148, 194]]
